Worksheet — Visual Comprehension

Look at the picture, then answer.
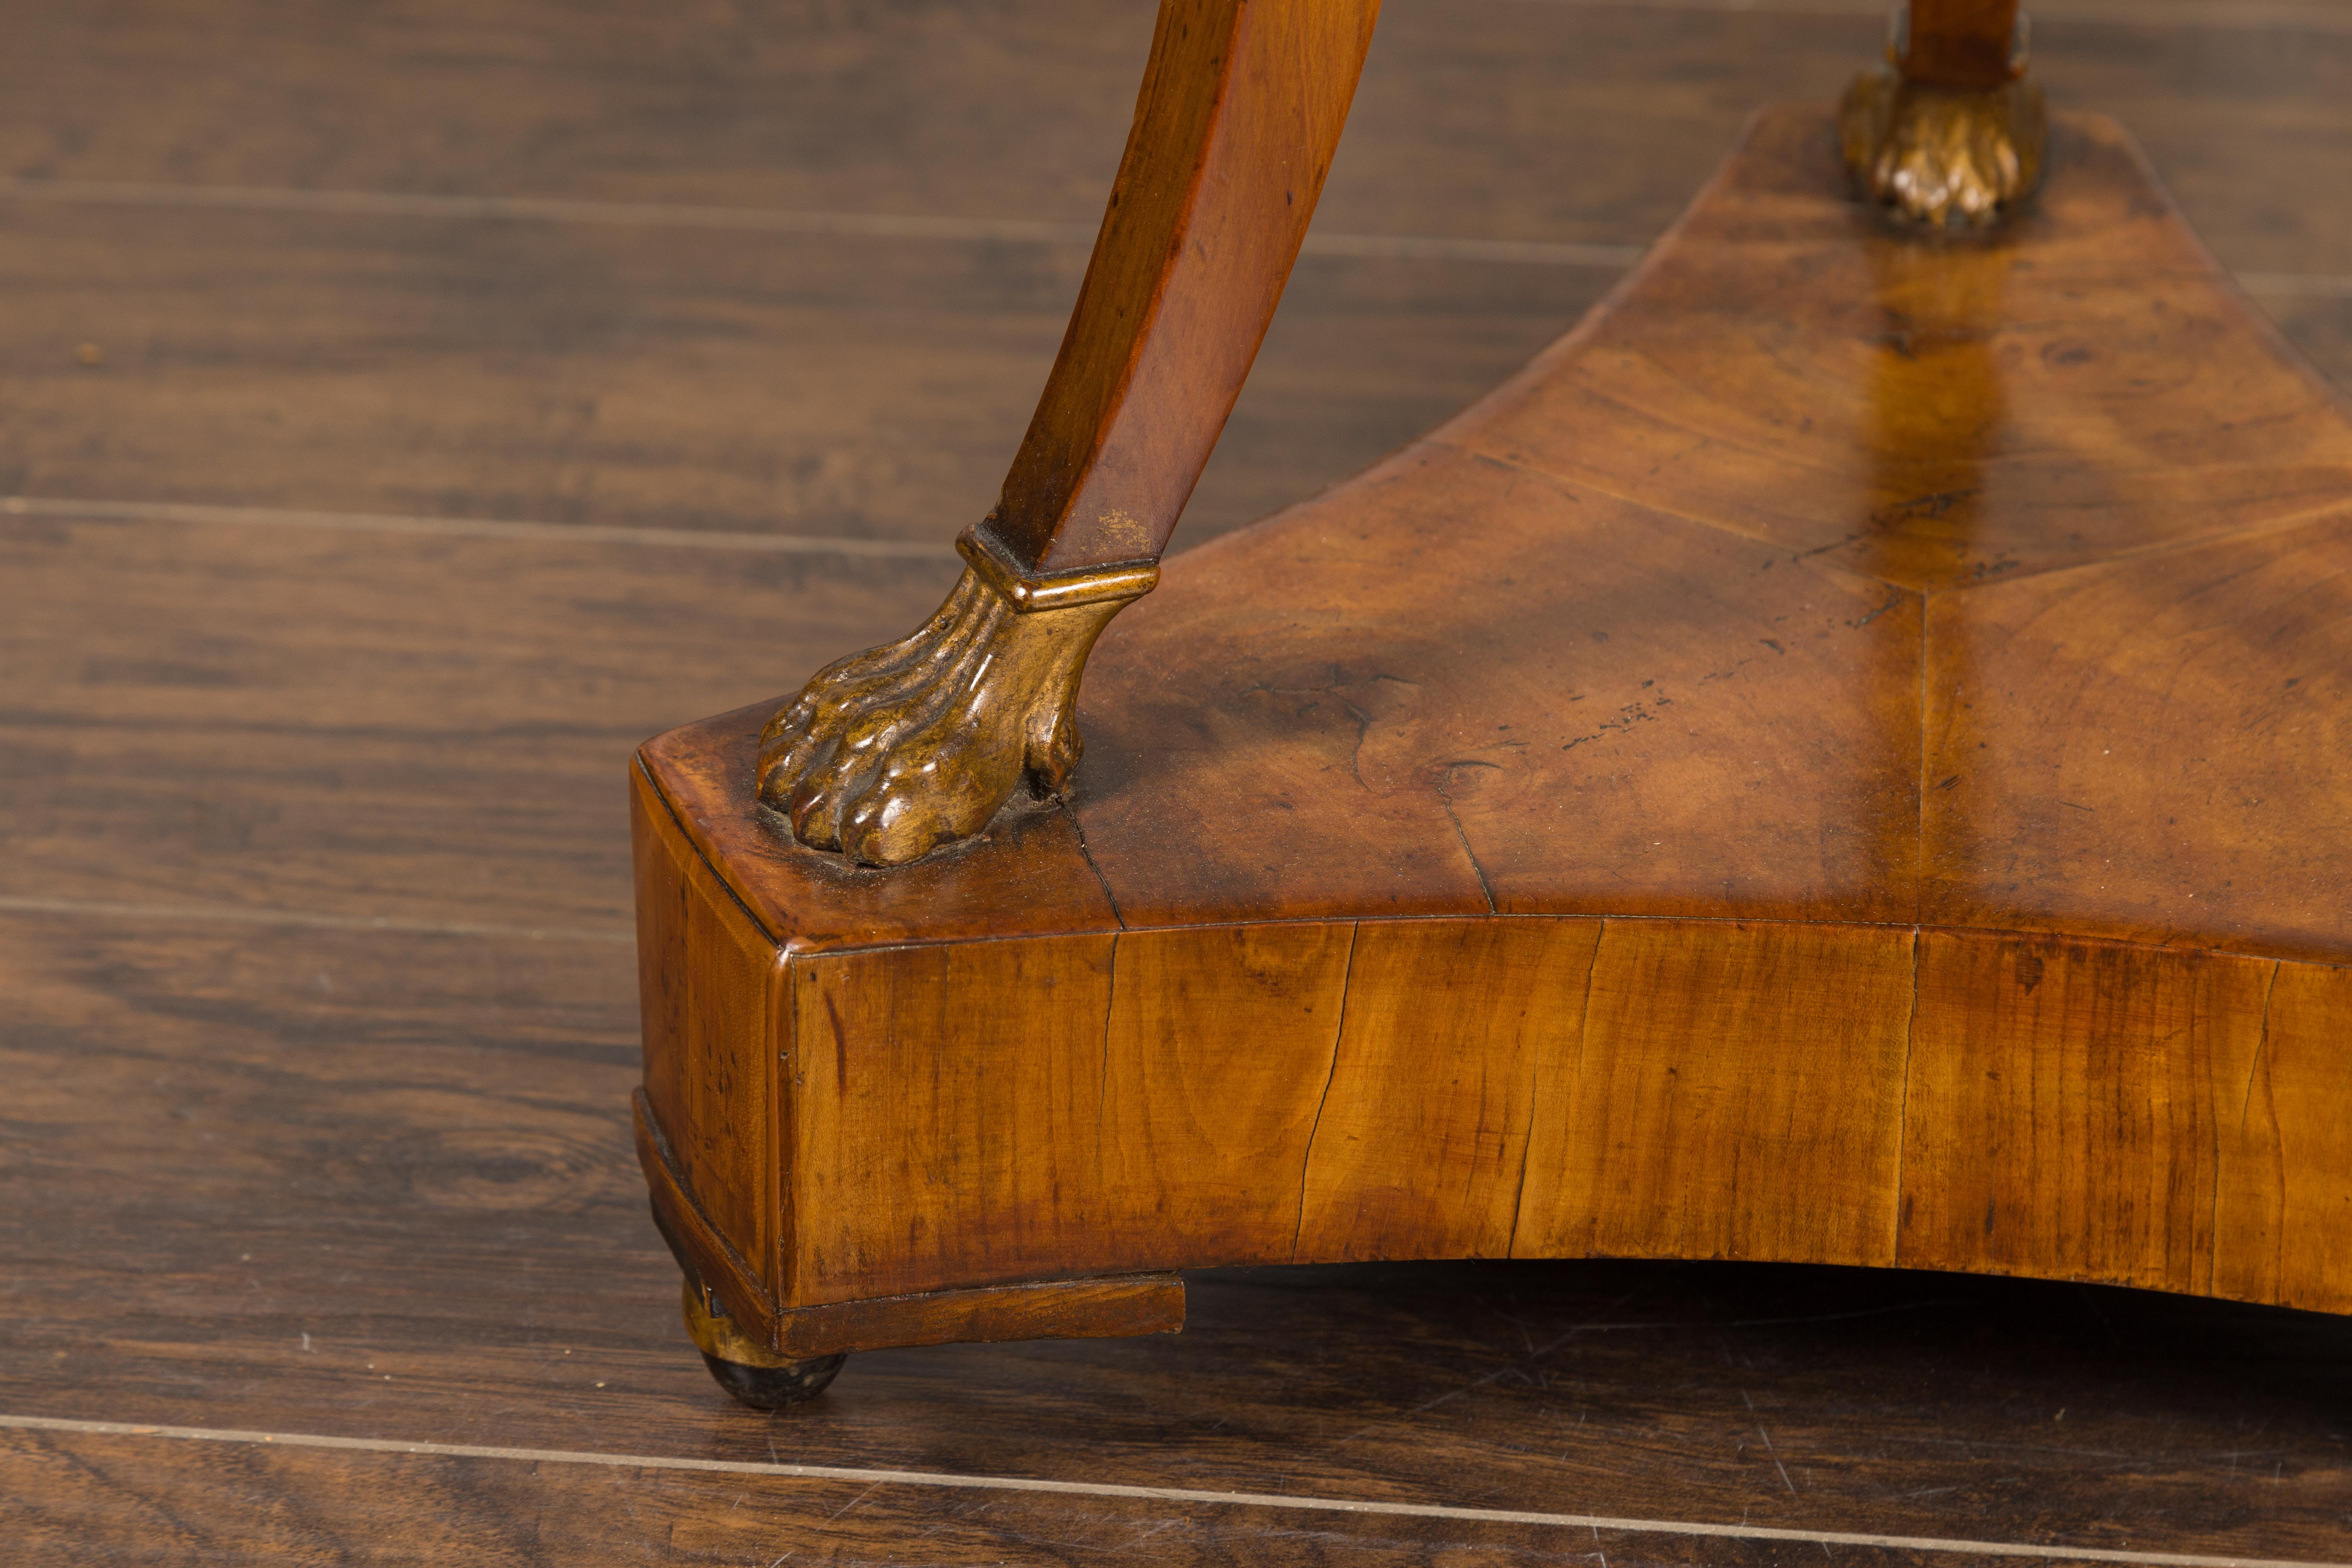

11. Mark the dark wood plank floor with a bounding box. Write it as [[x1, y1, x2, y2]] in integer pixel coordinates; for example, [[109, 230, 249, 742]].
[[3, 2, 2350, 1562]]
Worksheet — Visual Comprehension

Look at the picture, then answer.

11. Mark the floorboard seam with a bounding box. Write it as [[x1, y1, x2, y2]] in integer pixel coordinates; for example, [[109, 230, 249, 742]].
[[1, 496, 961, 560], [1498, 0, 2352, 33], [4, 170, 2333, 292], [0, 177, 2342, 290], [0, 1414, 2333, 1568], [0, 178, 1644, 268], [0, 895, 633, 945]]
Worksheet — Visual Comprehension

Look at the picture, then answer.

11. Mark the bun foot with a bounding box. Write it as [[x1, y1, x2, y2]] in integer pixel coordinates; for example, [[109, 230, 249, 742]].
[[698, 1348, 847, 1410], [680, 1278, 846, 1410]]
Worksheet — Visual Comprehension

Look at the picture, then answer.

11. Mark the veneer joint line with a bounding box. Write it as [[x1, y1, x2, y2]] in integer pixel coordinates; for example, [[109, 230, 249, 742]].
[[1916, 591, 1932, 919], [655, 912, 2352, 971], [1292, 922, 1362, 1262], [9, 893, 2343, 973], [1059, 797, 1126, 930], [2225, 960, 2284, 1296], [1095, 933, 1121, 1162], [1891, 928, 1924, 1266], [0, 1414, 2334, 1568], [1506, 919, 1606, 1259]]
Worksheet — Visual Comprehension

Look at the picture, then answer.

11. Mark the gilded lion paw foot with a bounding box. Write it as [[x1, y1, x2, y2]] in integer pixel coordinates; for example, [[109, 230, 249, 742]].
[[755, 534, 1155, 867], [1841, 66, 2046, 227]]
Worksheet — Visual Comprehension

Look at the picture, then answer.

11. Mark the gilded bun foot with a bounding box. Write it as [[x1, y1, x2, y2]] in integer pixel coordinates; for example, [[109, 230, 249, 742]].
[[1841, 65, 2046, 227], [756, 533, 1155, 867], [699, 1350, 846, 1410], [680, 1279, 846, 1410]]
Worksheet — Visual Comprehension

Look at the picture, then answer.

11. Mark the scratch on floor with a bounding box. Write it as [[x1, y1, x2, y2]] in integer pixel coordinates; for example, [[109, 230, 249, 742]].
[[1740, 1389, 1799, 1496], [827, 1480, 883, 1520]]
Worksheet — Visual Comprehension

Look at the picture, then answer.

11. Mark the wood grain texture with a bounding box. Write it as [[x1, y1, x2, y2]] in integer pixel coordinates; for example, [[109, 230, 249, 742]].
[[1084, 109, 2352, 956], [638, 864, 2352, 1329], [1920, 510, 2352, 964], [791, 935, 1121, 1302], [1100, 922, 1360, 1263], [1075, 447, 1926, 930], [1515, 920, 1917, 1271], [2215, 960, 2352, 1315], [764, 1271, 1185, 1359], [0, 203, 1080, 545], [0, 191, 1600, 553], [1898, 933, 2274, 1296], [647, 107, 2352, 957], [632, 769, 778, 1316], [1296, 917, 1600, 1264], [0, 511, 957, 931], [1451, 116, 2352, 594]]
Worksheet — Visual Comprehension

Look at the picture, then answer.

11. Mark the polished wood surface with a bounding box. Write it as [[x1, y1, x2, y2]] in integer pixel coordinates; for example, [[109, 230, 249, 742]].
[[11, 0, 2352, 1559], [636, 104, 2352, 1363], [653, 109, 2352, 956]]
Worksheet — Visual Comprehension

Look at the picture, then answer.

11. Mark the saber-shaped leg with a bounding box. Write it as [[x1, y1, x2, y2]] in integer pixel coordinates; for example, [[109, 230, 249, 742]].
[[760, 0, 1382, 865], [1841, 0, 2047, 226]]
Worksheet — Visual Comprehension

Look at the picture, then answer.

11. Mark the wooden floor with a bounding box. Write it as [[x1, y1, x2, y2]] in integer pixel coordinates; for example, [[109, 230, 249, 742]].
[[4, 2, 2351, 1562]]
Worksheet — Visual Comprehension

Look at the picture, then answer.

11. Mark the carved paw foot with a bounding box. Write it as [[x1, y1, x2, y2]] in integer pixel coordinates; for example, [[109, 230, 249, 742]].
[[756, 536, 1154, 867], [1841, 66, 2047, 227]]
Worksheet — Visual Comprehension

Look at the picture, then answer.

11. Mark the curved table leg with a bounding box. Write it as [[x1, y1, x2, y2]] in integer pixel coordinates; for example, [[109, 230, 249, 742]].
[[757, 0, 1381, 866]]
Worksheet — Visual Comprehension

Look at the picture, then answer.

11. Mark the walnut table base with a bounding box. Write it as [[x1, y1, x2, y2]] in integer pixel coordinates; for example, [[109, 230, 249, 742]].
[[633, 109, 2352, 1406]]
